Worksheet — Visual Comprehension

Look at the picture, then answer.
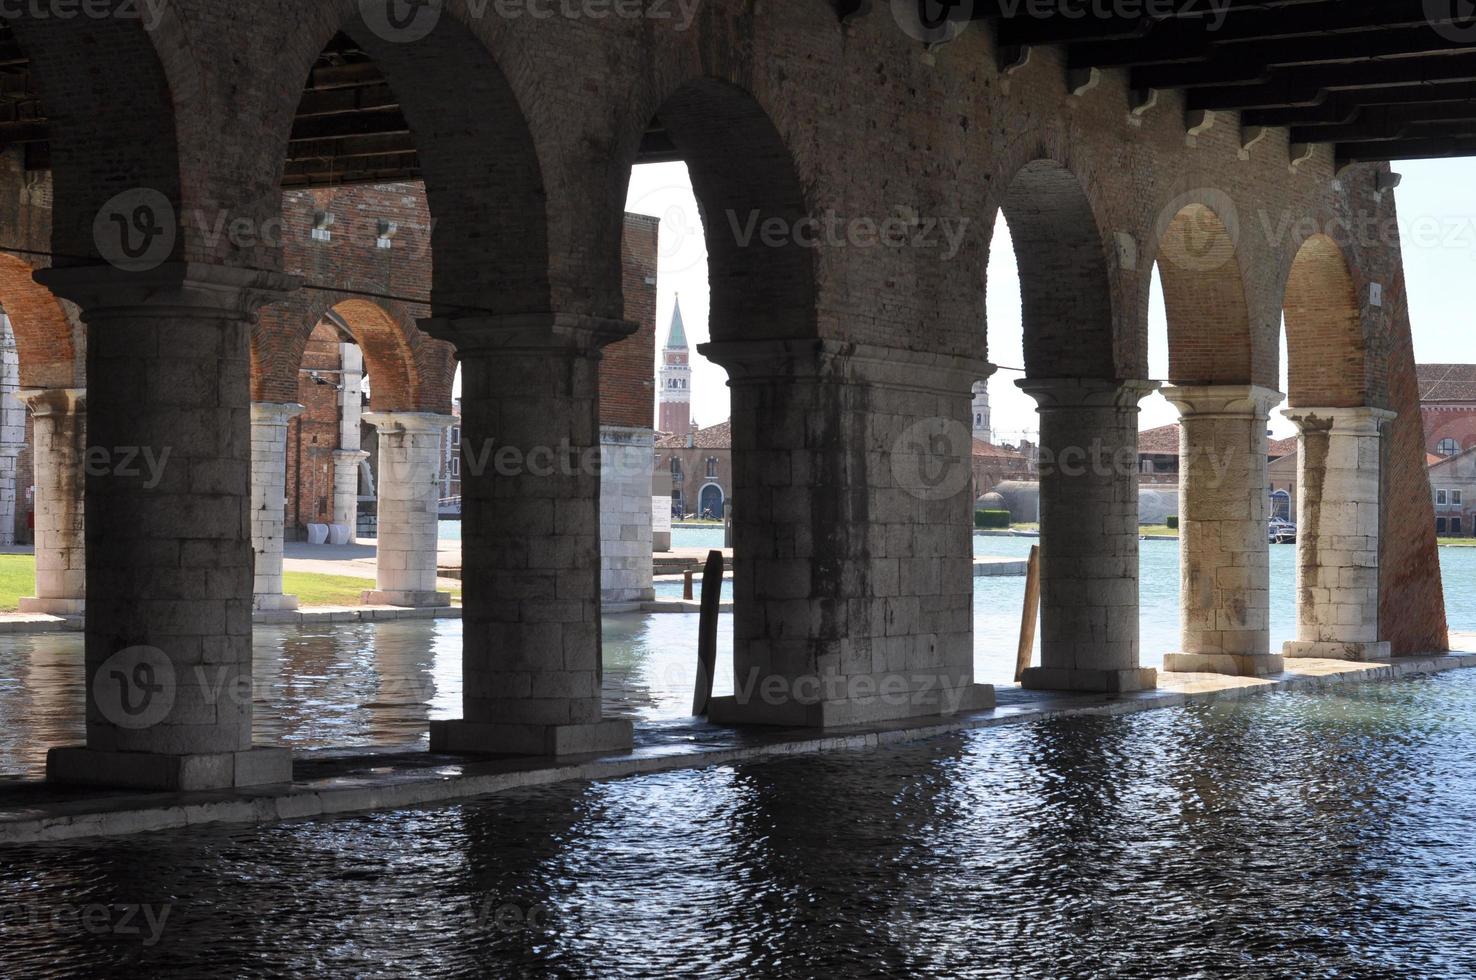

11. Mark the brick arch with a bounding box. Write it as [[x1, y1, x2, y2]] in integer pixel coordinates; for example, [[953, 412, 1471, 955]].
[[996, 159, 1114, 378], [251, 5, 549, 318], [0, 253, 79, 389], [1283, 234, 1368, 409], [251, 295, 427, 413], [9, 12, 183, 265], [633, 77, 816, 344], [1153, 203, 1254, 385]]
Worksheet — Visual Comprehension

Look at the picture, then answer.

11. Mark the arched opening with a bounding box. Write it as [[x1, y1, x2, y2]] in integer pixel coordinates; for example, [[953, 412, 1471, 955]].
[[992, 159, 1155, 694], [999, 160, 1115, 379], [619, 77, 817, 723], [1284, 234, 1367, 410]]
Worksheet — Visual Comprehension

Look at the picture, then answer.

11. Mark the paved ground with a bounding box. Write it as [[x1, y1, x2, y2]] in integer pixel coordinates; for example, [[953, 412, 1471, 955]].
[[4, 642, 1473, 844], [283, 539, 462, 591]]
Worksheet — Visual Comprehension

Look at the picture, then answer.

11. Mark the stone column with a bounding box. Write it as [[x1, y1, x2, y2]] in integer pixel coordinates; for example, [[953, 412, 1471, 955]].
[[250, 402, 303, 612], [699, 340, 995, 727], [335, 341, 366, 543], [332, 448, 368, 540], [0, 447, 18, 547], [17, 387, 86, 617], [36, 263, 295, 791], [1016, 378, 1159, 693], [1283, 406, 1395, 661], [423, 313, 634, 757], [600, 425, 655, 604], [362, 411, 452, 608], [1162, 385, 1285, 677]]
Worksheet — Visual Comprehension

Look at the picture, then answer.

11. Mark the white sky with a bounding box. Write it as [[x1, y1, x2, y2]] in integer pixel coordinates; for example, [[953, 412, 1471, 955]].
[[621, 158, 1476, 441]]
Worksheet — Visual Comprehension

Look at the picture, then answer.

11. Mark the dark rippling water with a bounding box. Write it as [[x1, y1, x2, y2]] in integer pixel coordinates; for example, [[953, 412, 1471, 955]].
[[3, 672, 1476, 978]]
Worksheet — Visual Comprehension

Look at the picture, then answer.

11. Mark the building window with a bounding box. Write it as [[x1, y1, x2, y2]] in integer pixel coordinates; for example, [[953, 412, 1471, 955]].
[[1437, 490, 1447, 505], [1438, 437, 1459, 456], [671, 457, 683, 482], [1456, 491, 1464, 506], [1452, 516, 1463, 535], [1437, 517, 1447, 533], [706, 456, 718, 478], [449, 457, 459, 477]]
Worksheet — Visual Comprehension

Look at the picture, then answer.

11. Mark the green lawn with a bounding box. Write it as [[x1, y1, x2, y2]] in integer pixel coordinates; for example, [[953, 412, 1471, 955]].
[[0, 557, 461, 613], [282, 571, 461, 607], [0, 554, 33, 611]]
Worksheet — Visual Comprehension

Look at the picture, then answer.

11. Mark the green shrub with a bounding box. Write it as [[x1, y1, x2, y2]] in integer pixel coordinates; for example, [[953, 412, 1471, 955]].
[[974, 509, 1011, 529], [1165, 515, 1179, 530]]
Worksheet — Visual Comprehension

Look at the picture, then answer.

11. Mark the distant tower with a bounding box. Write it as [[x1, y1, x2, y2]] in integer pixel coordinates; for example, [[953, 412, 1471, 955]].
[[658, 297, 692, 435], [971, 380, 991, 439]]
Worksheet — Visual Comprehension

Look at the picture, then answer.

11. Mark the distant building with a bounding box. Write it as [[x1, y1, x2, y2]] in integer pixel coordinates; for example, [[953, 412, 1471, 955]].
[[655, 421, 731, 520], [1418, 363, 1476, 458], [1427, 448, 1476, 537], [971, 439, 1034, 502], [971, 381, 991, 439], [1136, 424, 1296, 488]]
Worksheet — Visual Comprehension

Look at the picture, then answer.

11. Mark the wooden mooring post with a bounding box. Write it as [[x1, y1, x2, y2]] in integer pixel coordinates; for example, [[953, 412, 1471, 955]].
[[692, 549, 724, 715], [1015, 545, 1041, 683]]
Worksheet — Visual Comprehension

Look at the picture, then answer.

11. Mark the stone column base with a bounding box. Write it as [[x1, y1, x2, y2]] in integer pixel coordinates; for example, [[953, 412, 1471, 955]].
[[18, 596, 83, 616], [361, 589, 451, 608], [430, 718, 633, 757], [706, 683, 996, 728], [1020, 667, 1158, 694], [1163, 652, 1285, 677], [47, 746, 292, 792], [253, 593, 299, 612], [1283, 640, 1391, 662]]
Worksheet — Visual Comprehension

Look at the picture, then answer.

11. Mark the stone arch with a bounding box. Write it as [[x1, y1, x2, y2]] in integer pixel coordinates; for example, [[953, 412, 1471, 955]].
[[0, 253, 79, 389], [1283, 234, 1368, 409], [632, 76, 816, 344], [321, 299, 422, 414], [7, 14, 183, 265], [257, 6, 550, 318], [1151, 200, 1254, 386], [996, 160, 1114, 378]]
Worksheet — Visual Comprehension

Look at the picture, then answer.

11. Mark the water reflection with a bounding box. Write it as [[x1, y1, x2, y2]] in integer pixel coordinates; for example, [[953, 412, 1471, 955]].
[[4, 676, 1476, 975]]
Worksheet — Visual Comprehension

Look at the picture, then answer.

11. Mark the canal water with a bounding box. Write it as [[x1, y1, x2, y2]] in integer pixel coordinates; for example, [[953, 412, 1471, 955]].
[[2, 533, 1474, 778], [2, 671, 1475, 976]]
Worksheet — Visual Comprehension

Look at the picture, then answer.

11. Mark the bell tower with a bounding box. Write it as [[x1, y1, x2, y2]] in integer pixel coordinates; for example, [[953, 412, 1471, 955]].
[[658, 297, 692, 435]]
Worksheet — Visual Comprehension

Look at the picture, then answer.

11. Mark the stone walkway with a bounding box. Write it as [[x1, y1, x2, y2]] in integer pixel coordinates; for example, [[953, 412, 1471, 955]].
[[3, 644, 1473, 844]]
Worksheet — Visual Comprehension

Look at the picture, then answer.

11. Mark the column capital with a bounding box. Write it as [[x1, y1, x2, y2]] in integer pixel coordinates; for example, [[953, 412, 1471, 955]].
[[1016, 377, 1159, 410], [333, 448, 371, 463], [250, 402, 305, 425], [17, 386, 85, 416], [699, 338, 994, 394], [1282, 405, 1396, 435], [1163, 384, 1284, 420], [32, 262, 299, 322], [363, 411, 455, 434], [419, 312, 635, 354]]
